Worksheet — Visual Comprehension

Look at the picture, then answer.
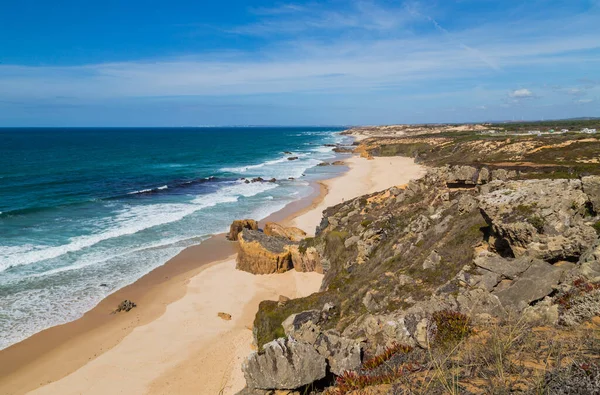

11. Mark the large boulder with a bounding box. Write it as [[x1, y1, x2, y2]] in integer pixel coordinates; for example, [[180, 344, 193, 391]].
[[242, 338, 327, 390], [493, 260, 565, 312], [237, 229, 295, 274], [264, 222, 307, 242], [227, 219, 259, 241], [479, 179, 597, 261]]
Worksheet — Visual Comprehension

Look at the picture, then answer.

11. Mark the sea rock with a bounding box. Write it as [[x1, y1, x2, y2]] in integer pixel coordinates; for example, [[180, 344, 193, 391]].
[[287, 157, 299, 161], [317, 162, 330, 166], [264, 222, 307, 242], [114, 299, 136, 313], [479, 179, 597, 261], [242, 338, 326, 390], [237, 229, 295, 274], [227, 219, 259, 241], [332, 161, 345, 166], [288, 245, 323, 273]]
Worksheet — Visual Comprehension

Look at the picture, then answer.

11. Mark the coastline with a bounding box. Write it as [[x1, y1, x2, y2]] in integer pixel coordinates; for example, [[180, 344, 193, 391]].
[[0, 153, 425, 395]]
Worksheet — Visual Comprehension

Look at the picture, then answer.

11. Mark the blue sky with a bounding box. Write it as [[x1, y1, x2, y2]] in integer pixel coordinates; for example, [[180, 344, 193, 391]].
[[0, 0, 599, 126]]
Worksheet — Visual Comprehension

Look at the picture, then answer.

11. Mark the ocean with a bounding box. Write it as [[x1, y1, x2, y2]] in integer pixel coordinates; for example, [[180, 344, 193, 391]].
[[0, 127, 349, 349]]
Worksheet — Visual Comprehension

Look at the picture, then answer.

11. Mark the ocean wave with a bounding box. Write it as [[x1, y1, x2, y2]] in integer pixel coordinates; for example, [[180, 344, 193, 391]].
[[0, 180, 278, 272], [127, 185, 168, 195], [220, 156, 290, 173]]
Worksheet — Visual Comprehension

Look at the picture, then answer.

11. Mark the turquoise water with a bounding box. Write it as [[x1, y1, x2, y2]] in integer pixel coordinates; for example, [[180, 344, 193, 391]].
[[0, 127, 348, 349]]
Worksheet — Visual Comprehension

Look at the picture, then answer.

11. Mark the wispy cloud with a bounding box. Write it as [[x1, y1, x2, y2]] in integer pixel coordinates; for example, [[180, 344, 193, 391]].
[[1, 0, 600, 125], [509, 89, 534, 99]]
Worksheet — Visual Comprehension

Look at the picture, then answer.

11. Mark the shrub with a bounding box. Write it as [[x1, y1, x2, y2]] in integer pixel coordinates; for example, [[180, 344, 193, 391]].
[[431, 310, 473, 348]]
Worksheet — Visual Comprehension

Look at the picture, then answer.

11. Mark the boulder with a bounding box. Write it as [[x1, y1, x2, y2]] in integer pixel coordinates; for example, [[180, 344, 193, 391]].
[[287, 157, 299, 161], [493, 260, 565, 312], [264, 222, 307, 242], [227, 219, 259, 241], [237, 229, 295, 274], [242, 338, 326, 390], [332, 161, 345, 166], [288, 245, 323, 273]]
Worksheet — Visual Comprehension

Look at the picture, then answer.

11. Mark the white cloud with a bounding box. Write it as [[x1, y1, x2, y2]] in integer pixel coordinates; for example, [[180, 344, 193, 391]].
[[509, 89, 534, 99], [577, 98, 594, 103]]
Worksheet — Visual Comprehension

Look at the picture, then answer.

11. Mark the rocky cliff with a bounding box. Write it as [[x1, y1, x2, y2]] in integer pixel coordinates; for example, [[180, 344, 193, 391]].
[[235, 125, 600, 394]]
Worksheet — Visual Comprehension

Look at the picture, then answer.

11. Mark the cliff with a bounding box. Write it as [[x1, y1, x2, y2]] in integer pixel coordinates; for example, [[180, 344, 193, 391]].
[[238, 126, 600, 394]]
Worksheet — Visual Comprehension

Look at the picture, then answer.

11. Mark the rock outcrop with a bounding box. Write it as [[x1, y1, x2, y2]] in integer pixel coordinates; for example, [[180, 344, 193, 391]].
[[237, 229, 295, 274], [227, 219, 259, 241], [287, 245, 323, 273], [242, 337, 327, 390], [478, 179, 597, 261], [264, 222, 307, 242]]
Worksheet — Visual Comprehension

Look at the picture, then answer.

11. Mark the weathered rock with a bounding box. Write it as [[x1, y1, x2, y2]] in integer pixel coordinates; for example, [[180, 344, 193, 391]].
[[317, 162, 330, 166], [287, 156, 299, 161], [474, 253, 532, 279], [493, 260, 565, 312], [446, 165, 480, 187], [479, 179, 597, 261], [582, 176, 600, 213], [423, 250, 441, 270], [332, 161, 345, 166], [278, 295, 290, 307], [313, 330, 362, 375], [287, 245, 323, 273], [282, 311, 361, 375], [579, 239, 600, 279], [218, 312, 232, 320], [264, 222, 307, 242], [227, 219, 259, 241], [242, 338, 326, 390], [114, 299, 136, 313], [237, 229, 295, 274], [522, 297, 559, 325]]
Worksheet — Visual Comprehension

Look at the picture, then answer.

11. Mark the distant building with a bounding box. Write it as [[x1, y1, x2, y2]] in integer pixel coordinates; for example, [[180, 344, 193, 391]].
[[561, 129, 569, 133], [582, 128, 597, 134]]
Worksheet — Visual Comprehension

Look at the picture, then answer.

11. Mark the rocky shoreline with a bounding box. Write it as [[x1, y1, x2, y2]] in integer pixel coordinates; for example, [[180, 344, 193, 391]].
[[233, 128, 600, 394]]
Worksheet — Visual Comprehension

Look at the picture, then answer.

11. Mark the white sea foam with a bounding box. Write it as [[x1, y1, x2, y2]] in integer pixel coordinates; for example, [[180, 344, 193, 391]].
[[0, 181, 277, 272]]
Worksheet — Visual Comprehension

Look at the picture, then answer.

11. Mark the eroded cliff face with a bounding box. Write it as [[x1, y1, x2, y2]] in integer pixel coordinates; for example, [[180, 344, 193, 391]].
[[242, 165, 600, 394]]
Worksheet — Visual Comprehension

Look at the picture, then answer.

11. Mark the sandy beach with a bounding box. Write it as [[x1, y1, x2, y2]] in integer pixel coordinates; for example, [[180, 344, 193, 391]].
[[0, 153, 424, 395]]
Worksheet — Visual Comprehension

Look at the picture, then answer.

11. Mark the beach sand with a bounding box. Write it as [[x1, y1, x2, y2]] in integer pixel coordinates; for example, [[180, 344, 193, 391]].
[[291, 155, 426, 235], [0, 154, 424, 395]]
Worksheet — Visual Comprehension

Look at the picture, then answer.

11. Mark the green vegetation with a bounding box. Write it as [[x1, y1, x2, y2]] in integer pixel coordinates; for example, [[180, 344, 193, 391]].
[[431, 310, 473, 349]]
